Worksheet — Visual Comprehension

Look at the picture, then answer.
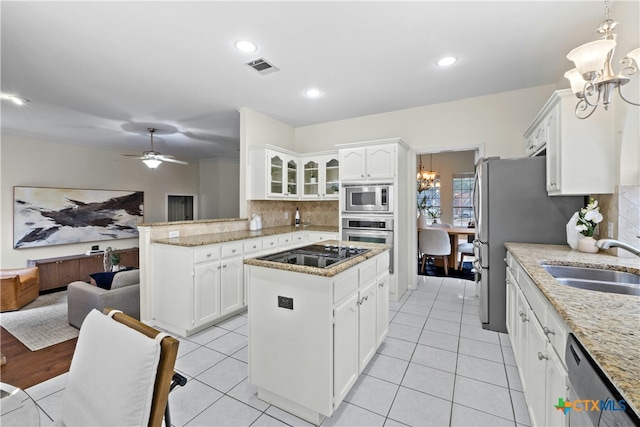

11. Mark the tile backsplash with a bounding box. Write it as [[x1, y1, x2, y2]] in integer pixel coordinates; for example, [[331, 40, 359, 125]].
[[247, 200, 339, 228], [594, 185, 639, 258]]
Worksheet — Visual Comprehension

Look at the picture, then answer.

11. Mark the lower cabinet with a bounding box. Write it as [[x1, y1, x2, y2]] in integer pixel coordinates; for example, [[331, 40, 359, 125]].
[[28, 247, 139, 292], [154, 242, 246, 336], [357, 280, 377, 372], [506, 251, 569, 427]]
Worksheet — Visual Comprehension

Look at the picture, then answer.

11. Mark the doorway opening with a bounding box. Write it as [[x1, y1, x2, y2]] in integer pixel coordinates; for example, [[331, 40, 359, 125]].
[[167, 195, 197, 221]]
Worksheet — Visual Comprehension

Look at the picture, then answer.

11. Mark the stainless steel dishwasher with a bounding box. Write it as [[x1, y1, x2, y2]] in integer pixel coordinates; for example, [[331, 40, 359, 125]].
[[565, 333, 640, 426]]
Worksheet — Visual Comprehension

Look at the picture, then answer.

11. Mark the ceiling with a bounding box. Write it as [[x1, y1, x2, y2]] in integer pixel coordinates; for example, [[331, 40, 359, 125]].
[[1, 1, 637, 162]]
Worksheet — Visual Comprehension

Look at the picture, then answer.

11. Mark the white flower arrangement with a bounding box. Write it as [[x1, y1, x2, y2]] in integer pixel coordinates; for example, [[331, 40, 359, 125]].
[[575, 198, 603, 237]]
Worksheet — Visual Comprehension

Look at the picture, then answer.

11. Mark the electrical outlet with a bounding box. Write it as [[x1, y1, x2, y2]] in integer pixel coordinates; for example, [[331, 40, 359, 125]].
[[284, 212, 289, 220], [278, 296, 293, 310], [169, 231, 179, 238], [607, 222, 614, 238]]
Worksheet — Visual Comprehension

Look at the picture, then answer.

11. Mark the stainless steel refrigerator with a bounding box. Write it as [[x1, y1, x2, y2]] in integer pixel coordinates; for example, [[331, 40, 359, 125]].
[[473, 156, 585, 333]]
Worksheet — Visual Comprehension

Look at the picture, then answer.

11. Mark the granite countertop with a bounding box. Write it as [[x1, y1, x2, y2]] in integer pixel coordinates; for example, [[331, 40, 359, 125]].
[[244, 240, 391, 278], [504, 242, 640, 415], [153, 225, 339, 247], [140, 218, 247, 227]]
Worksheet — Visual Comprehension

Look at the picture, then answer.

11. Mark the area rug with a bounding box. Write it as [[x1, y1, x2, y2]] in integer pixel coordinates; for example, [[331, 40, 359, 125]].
[[0, 291, 78, 351], [419, 259, 475, 281]]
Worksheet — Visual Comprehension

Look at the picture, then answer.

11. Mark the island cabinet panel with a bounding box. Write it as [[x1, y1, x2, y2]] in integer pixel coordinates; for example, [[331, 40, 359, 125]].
[[247, 249, 390, 424]]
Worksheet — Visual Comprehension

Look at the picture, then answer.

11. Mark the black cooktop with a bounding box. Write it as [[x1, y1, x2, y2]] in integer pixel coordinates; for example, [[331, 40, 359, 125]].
[[257, 244, 370, 269]]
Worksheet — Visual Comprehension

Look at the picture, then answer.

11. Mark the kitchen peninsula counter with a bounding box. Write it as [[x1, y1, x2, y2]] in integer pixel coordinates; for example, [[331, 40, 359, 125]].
[[504, 242, 640, 415], [153, 225, 338, 247]]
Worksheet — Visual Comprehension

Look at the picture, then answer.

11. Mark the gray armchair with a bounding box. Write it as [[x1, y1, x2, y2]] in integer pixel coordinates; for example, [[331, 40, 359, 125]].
[[67, 269, 140, 329]]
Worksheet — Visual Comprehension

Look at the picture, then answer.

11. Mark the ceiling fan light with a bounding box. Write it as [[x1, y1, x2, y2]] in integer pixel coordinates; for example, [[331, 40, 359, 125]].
[[143, 158, 162, 169], [564, 68, 586, 96], [567, 39, 616, 80]]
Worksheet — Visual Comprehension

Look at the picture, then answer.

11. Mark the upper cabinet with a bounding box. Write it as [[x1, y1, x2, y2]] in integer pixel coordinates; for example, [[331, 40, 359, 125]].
[[301, 154, 340, 200], [248, 146, 338, 200], [524, 89, 614, 196], [339, 144, 396, 181]]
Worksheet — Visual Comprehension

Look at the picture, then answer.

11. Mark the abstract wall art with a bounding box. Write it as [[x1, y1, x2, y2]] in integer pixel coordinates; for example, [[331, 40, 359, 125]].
[[13, 186, 144, 248]]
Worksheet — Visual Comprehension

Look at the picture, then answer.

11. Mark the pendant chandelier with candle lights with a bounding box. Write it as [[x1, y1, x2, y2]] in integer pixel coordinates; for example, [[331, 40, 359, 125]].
[[417, 154, 439, 192], [564, 0, 639, 119]]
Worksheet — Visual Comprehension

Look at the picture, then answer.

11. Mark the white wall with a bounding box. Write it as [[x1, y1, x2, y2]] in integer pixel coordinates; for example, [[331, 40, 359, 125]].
[[199, 158, 240, 219], [0, 133, 200, 268], [238, 107, 295, 217], [294, 85, 559, 156]]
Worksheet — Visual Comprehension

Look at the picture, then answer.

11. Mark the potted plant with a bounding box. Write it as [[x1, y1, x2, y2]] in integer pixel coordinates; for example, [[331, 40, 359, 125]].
[[109, 251, 122, 271], [417, 194, 430, 228], [427, 207, 441, 224]]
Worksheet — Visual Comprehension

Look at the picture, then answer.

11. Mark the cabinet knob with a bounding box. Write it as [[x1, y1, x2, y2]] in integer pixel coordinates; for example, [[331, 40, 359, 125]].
[[361, 174, 365, 178], [232, 249, 236, 253], [223, 264, 227, 268], [217, 266, 222, 270], [378, 282, 384, 287], [206, 253, 212, 258], [543, 326, 555, 336], [550, 182, 556, 186], [537, 352, 548, 361]]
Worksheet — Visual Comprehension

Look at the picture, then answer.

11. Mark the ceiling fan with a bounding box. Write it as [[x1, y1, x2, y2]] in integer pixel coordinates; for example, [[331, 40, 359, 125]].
[[123, 128, 189, 168]]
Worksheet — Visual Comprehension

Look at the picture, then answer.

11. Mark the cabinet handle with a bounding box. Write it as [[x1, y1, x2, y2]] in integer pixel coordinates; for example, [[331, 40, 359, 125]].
[[519, 311, 528, 322], [232, 249, 236, 253], [357, 299, 363, 306], [543, 327, 555, 336], [378, 282, 384, 287], [223, 264, 227, 268], [363, 295, 368, 301], [550, 181, 556, 186], [537, 352, 548, 361], [206, 253, 212, 258]]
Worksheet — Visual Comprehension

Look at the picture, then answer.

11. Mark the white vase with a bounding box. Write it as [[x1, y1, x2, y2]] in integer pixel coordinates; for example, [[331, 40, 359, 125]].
[[577, 236, 599, 254], [417, 212, 430, 229]]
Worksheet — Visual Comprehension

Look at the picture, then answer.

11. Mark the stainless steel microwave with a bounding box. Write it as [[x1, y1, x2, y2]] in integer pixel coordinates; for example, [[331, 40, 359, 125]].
[[343, 184, 393, 213]]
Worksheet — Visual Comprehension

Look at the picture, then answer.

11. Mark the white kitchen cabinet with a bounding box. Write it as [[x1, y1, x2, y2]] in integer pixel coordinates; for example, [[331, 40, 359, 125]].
[[248, 147, 300, 199], [333, 293, 359, 408], [220, 255, 244, 316], [357, 280, 377, 372], [194, 261, 221, 326], [375, 257, 390, 347], [339, 144, 396, 181], [507, 250, 571, 427], [524, 89, 614, 195], [307, 231, 338, 243], [301, 153, 340, 200]]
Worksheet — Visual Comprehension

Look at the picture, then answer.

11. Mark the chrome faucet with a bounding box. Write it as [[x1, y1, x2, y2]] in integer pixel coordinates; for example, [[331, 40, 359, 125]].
[[595, 239, 640, 257]]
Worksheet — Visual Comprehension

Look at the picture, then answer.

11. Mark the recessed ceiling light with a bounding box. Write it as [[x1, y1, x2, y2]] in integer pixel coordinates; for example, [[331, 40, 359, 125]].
[[234, 40, 257, 53], [436, 56, 458, 67], [305, 88, 322, 98]]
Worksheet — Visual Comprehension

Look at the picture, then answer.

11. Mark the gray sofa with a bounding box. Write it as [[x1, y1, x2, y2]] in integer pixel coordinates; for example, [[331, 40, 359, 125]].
[[67, 269, 140, 329]]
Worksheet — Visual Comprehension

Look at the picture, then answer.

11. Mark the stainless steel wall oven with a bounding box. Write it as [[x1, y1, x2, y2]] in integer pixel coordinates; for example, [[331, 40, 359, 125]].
[[342, 217, 394, 272]]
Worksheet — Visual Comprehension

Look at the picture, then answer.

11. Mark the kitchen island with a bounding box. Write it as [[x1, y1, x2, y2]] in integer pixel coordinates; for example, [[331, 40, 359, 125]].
[[504, 243, 639, 422], [245, 241, 390, 424]]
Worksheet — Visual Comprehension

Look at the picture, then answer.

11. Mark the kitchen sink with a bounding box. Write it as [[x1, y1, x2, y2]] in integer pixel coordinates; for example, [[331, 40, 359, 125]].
[[541, 264, 640, 296]]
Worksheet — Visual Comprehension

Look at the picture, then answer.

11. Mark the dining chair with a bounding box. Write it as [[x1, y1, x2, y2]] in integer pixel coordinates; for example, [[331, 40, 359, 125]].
[[419, 228, 452, 275], [57, 308, 185, 427], [458, 241, 475, 270]]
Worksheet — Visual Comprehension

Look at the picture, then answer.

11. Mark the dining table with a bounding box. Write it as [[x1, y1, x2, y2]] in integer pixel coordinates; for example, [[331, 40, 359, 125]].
[[419, 227, 476, 271]]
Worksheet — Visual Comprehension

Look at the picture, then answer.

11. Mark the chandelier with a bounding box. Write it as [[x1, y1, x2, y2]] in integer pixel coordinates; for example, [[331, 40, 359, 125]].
[[564, 0, 639, 119], [417, 154, 439, 192]]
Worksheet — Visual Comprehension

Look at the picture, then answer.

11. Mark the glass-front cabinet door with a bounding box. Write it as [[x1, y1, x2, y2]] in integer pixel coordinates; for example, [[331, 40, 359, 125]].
[[268, 154, 284, 196], [303, 160, 320, 198], [286, 159, 298, 197], [323, 157, 340, 199]]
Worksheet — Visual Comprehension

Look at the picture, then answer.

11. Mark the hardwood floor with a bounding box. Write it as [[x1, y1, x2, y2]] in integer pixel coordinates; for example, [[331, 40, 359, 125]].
[[0, 326, 76, 390]]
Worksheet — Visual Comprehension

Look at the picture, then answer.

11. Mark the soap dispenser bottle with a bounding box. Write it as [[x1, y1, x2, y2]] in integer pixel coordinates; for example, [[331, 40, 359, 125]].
[[295, 208, 300, 227]]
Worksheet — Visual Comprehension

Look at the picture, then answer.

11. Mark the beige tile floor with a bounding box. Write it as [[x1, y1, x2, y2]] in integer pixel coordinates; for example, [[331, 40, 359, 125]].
[[28, 276, 531, 426]]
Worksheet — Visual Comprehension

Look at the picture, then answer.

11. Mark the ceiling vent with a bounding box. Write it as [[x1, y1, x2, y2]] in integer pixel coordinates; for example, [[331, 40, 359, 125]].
[[246, 58, 279, 75]]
